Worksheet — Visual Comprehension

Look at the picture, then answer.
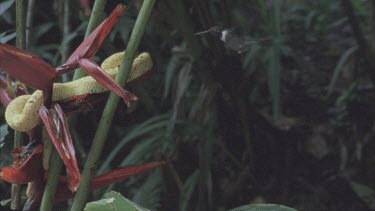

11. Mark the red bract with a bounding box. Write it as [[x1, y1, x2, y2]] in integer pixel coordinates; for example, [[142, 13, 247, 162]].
[[0, 43, 56, 91], [56, 4, 136, 106], [0, 136, 165, 210], [0, 4, 134, 192], [76, 58, 137, 107], [0, 73, 7, 87], [23, 162, 165, 210], [55, 161, 166, 203], [0, 4, 135, 106], [0, 74, 29, 107], [64, 5, 125, 65], [0, 145, 43, 184], [39, 104, 81, 191], [0, 89, 12, 107]]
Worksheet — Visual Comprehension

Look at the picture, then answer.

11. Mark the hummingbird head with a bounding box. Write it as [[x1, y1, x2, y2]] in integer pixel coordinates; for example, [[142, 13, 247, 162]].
[[195, 26, 223, 37]]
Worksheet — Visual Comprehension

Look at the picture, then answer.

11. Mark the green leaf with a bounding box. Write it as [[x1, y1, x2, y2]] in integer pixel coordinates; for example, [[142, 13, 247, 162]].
[[33, 22, 55, 41], [132, 170, 162, 210], [350, 181, 375, 209], [229, 204, 297, 211], [326, 46, 357, 97], [267, 45, 282, 119], [0, 0, 15, 16], [350, 0, 368, 16], [0, 124, 13, 167], [98, 114, 169, 174], [120, 133, 163, 166], [0, 124, 8, 143], [179, 170, 199, 211], [85, 191, 151, 211], [0, 31, 16, 43], [0, 198, 11, 206], [164, 55, 181, 98]]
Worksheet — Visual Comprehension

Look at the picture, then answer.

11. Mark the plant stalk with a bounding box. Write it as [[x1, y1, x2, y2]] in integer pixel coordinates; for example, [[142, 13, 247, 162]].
[[25, 0, 35, 50], [16, 0, 26, 49], [342, 0, 375, 82], [39, 150, 64, 211], [61, 0, 72, 82], [39, 0, 75, 210], [11, 0, 27, 209], [70, 1, 155, 210]]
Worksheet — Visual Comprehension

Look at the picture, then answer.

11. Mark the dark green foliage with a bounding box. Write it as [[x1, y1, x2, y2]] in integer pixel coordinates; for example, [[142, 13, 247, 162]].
[[1, 0, 375, 210]]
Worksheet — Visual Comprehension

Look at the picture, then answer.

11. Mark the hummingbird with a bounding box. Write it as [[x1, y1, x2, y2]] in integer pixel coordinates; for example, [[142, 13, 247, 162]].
[[195, 26, 271, 53]]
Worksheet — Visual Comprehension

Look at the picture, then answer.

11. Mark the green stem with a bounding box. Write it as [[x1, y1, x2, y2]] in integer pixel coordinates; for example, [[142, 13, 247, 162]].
[[73, 0, 107, 80], [39, 1, 74, 210], [39, 151, 64, 211], [70, 1, 155, 210], [16, 0, 26, 49], [39, 1, 106, 210], [25, 0, 35, 50], [11, 1, 27, 210], [61, 0, 72, 82]]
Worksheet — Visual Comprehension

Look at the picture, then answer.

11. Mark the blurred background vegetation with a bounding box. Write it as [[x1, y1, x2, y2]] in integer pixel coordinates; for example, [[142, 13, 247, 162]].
[[1, 0, 375, 210]]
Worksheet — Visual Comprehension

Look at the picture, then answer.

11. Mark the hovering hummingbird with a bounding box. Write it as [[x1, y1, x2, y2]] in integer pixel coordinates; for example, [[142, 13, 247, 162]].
[[195, 26, 271, 53]]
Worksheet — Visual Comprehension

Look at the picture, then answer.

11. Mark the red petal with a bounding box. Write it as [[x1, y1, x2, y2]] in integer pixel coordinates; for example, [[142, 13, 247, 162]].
[[0, 145, 43, 184], [65, 4, 125, 64], [0, 42, 40, 57], [92, 161, 165, 189], [12, 144, 43, 172], [39, 105, 81, 192], [0, 73, 7, 88], [77, 58, 138, 106], [54, 161, 165, 203], [0, 43, 57, 90], [0, 88, 12, 107], [0, 167, 31, 184]]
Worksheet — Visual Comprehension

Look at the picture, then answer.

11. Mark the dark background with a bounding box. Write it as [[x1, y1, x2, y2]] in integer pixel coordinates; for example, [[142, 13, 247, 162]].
[[1, 0, 375, 210]]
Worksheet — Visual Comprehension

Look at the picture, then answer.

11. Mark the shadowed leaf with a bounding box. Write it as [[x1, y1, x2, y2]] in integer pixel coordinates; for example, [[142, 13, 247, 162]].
[[229, 204, 297, 211], [85, 191, 151, 211], [0, 0, 15, 15]]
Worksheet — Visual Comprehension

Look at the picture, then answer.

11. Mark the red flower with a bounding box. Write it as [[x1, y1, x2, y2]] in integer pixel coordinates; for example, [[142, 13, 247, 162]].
[[0, 145, 164, 210], [0, 144, 43, 184], [0, 4, 135, 192]]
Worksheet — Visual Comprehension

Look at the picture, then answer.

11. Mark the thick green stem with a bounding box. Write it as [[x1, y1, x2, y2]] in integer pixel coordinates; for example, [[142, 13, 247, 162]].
[[39, 151, 64, 211], [70, 1, 155, 210], [16, 0, 26, 49], [25, 0, 35, 50], [73, 0, 107, 80], [61, 0, 72, 82], [39, 1, 73, 210], [11, 1, 27, 210]]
